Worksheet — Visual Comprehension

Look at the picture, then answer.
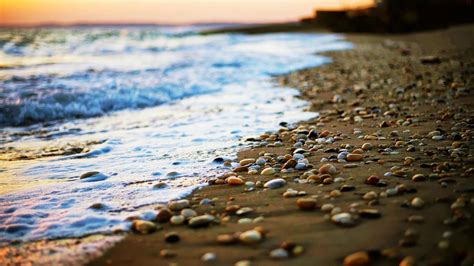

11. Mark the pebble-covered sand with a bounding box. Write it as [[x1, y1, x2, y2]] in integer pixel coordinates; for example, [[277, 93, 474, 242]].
[[3, 25, 474, 266]]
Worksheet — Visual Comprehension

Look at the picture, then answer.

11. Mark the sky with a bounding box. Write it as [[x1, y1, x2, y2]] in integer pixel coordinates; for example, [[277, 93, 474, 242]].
[[0, 0, 375, 26]]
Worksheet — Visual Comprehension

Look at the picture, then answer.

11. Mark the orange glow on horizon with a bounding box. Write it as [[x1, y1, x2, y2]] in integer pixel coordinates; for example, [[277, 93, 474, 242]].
[[0, 0, 375, 26]]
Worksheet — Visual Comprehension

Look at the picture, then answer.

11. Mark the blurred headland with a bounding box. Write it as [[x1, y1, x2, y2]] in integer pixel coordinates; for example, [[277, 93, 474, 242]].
[[203, 0, 474, 34]]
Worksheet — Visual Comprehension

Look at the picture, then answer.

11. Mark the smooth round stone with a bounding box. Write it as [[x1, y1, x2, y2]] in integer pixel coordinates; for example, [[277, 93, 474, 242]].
[[217, 234, 238, 245], [296, 198, 317, 211], [269, 248, 289, 259], [168, 199, 190, 211], [261, 167, 276, 175], [331, 213, 354, 226], [240, 158, 256, 166], [282, 159, 297, 169], [361, 143, 373, 150], [264, 178, 286, 189], [181, 208, 197, 218], [411, 197, 425, 209], [283, 190, 298, 198], [321, 204, 335, 212], [132, 220, 157, 234], [188, 215, 215, 228], [235, 260, 252, 266], [156, 208, 172, 223], [359, 209, 381, 219], [170, 215, 185, 225], [346, 154, 363, 162], [227, 176, 244, 185], [319, 164, 337, 175], [407, 215, 425, 223], [338, 152, 349, 160], [362, 191, 378, 200], [238, 218, 253, 224], [343, 251, 369, 266], [294, 162, 306, 170], [411, 174, 426, 182], [386, 188, 398, 196], [202, 252, 217, 262], [200, 198, 214, 206], [236, 207, 254, 216], [164, 231, 180, 243], [256, 157, 266, 165], [239, 230, 262, 244]]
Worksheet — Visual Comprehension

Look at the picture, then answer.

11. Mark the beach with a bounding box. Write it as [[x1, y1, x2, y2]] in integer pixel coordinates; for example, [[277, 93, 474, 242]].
[[87, 25, 474, 265], [1, 24, 473, 265]]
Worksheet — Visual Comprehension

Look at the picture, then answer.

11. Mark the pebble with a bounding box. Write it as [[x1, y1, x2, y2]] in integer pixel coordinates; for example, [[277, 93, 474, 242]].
[[188, 214, 215, 228], [160, 249, 176, 258], [79, 171, 108, 182], [282, 159, 297, 169], [343, 251, 369, 266], [331, 213, 354, 226], [156, 208, 172, 223], [227, 176, 244, 185], [201, 252, 217, 262], [358, 209, 381, 219], [132, 220, 157, 234], [170, 215, 185, 225], [181, 208, 197, 218], [362, 191, 378, 200], [235, 260, 252, 266], [236, 207, 254, 216], [217, 234, 238, 245], [269, 248, 289, 259], [261, 167, 276, 175], [200, 198, 214, 206], [164, 232, 180, 243], [296, 198, 317, 211], [283, 189, 299, 198], [240, 158, 255, 166], [319, 164, 337, 175], [264, 178, 286, 189], [346, 154, 363, 161], [239, 230, 262, 244], [321, 203, 334, 212], [168, 199, 190, 211], [361, 143, 372, 150], [407, 215, 425, 223], [411, 197, 425, 209], [411, 174, 426, 182]]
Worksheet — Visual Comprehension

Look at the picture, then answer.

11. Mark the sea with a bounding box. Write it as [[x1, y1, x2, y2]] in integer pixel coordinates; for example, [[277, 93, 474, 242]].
[[0, 25, 351, 242]]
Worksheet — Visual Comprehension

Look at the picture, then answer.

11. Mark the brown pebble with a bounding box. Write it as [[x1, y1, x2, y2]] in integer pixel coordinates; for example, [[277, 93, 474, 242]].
[[347, 154, 363, 162], [227, 176, 244, 185], [319, 164, 337, 175], [343, 251, 370, 266], [296, 198, 317, 211], [156, 208, 172, 223]]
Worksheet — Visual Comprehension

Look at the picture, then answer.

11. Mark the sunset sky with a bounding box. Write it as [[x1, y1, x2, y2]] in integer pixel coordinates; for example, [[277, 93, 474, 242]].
[[0, 0, 375, 25]]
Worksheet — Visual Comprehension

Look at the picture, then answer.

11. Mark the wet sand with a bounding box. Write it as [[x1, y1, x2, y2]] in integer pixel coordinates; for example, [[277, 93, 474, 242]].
[[2, 24, 473, 265]]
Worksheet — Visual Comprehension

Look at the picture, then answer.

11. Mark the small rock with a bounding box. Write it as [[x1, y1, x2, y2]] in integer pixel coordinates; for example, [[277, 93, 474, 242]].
[[181, 208, 197, 218], [411, 174, 426, 182], [188, 215, 215, 228], [80, 171, 108, 182], [321, 203, 334, 212], [261, 167, 276, 175], [264, 178, 286, 189], [170, 215, 185, 225], [160, 249, 176, 258], [156, 208, 172, 223], [346, 154, 363, 162], [202, 252, 217, 262], [227, 176, 244, 185], [358, 209, 381, 219], [411, 197, 425, 209], [168, 199, 190, 211], [132, 220, 157, 234], [282, 159, 297, 169], [269, 248, 289, 259], [296, 198, 317, 211], [217, 234, 238, 245], [343, 251, 369, 266], [331, 213, 354, 226], [240, 158, 256, 166], [236, 207, 254, 216], [239, 230, 262, 244], [319, 164, 337, 175]]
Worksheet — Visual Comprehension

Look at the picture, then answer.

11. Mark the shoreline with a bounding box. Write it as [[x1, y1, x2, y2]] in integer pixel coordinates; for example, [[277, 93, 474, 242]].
[[2, 24, 473, 265]]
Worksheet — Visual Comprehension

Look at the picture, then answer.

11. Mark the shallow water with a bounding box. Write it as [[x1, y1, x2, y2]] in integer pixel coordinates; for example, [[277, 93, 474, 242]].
[[0, 26, 351, 242]]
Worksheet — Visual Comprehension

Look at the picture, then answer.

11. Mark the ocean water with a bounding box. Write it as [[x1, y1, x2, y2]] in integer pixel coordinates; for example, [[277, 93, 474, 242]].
[[0, 26, 351, 242]]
